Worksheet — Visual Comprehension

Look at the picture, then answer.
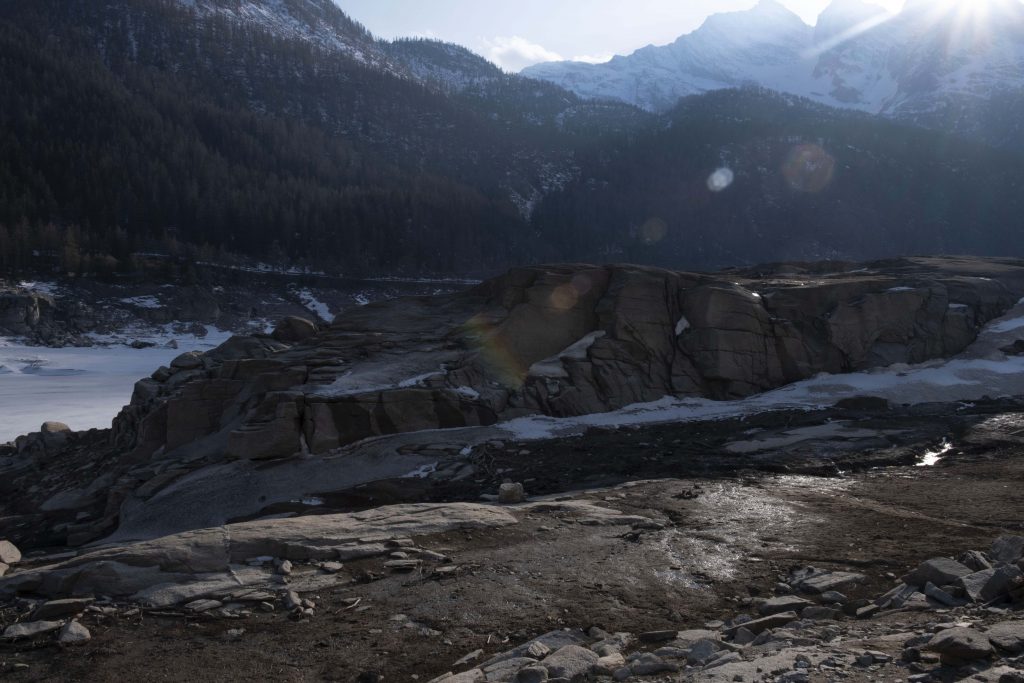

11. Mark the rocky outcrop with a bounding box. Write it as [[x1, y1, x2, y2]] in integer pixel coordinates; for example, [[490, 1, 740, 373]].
[[0, 500, 644, 606], [0, 290, 54, 338], [109, 256, 1024, 465]]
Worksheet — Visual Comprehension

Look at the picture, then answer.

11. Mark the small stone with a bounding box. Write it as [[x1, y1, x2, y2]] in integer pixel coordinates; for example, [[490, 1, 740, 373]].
[[225, 628, 245, 638], [800, 606, 837, 621], [259, 602, 275, 612], [384, 559, 421, 571], [704, 652, 741, 669], [319, 561, 344, 573], [959, 550, 992, 572], [525, 641, 551, 659], [498, 482, 526, 504], [724, 611, 798, 636], [283, 591, 302, 610], [733, 627, 756, 645], [820, 590, 848, 604], [629, 653, 675, 675], [0, 540, 22, 565], [0, 562, 7, 577], [275, 559, 293, 575], [57, 621, 91, 645], [593, 652, 625, 675], [454, 649, 484, 667], [687, 639, 721, 665], [855, 604, 880, 619]]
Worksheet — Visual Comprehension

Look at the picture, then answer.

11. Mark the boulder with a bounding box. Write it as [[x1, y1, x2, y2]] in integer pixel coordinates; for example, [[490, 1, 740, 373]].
[[990, 536, 1024, 565], [272, 316, 318, 343], [927, 627, 993, 664], [57, 621, 91, 645], [902, 557, 973, 588], [40, 421, 71, 450], [0, 540, 21, 565], [958, 565, 1023, 603], [498, 482, 526, 504], [987, 621, 1024, 655], [542, 645, 599, 679]]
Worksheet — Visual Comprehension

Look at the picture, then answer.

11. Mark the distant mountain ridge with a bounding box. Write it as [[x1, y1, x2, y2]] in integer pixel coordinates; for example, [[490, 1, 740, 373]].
[[523, 0, 1024, 148], [0, 0, 1023, 278]]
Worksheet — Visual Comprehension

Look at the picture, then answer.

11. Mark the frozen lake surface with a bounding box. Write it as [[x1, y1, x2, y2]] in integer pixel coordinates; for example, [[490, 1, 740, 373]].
[[0, 329, 232, 443]]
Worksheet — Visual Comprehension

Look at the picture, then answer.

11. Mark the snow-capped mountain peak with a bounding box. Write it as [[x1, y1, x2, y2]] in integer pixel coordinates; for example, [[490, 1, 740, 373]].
[[522, 0, 1024, 133]]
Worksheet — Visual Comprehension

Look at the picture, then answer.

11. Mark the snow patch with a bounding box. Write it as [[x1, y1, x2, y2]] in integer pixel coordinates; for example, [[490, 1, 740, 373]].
[[529, 331, 606, 378], [402, 462, 438, 479], [294, 288, 332, 323], [675, 316, 691, 336], [454, 386, 481, 400], [989, 316, 1024, 334], [119, 296, 162, 309]]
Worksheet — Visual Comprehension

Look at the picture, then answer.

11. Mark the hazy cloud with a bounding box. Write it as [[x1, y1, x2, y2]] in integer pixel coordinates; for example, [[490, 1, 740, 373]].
[[482, 35, 563, 71]]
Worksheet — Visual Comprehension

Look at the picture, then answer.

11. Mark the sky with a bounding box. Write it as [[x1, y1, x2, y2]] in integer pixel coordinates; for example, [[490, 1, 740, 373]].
[[335, 0, 906, 71]]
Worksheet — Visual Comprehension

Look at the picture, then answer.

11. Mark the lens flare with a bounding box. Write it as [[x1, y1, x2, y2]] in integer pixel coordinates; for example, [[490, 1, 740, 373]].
[[463, 314, 527, 389], [638, 217, 668, 245], [707, 167, 735, 192], [782, 144, 836, 193]]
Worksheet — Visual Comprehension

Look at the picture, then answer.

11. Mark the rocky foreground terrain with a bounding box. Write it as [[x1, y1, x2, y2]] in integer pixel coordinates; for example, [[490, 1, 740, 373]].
[[2, 256, 1024, 681]]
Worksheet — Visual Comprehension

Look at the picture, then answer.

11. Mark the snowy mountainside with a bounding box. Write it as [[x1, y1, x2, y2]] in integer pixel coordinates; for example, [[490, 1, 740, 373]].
[[173, 0, 390, 67], [523, 0, 1024, 146]]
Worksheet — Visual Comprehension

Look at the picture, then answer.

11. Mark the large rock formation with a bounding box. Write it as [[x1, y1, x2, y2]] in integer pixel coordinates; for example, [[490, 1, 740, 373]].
[[5, 256, 1024, 547], [111, 256, 1024, 464]]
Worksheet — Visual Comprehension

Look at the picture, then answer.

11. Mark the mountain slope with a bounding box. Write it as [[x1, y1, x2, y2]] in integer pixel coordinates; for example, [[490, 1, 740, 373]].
[[529, 88, 1024, 269]]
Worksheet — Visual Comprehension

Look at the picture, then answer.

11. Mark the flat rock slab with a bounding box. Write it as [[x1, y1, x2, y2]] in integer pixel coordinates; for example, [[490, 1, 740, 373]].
[[0, 502, 520, 606], [903, 557, 974, 588], [796, 571, 865, 594], [2, 620, 62, 640], [759, 595, 813, 616], [31, 597, 94, 620], [724, 611, 799, 636]]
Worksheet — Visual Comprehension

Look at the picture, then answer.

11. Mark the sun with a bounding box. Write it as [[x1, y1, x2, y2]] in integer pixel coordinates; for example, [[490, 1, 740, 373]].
[[908, 0, 1024, 50]]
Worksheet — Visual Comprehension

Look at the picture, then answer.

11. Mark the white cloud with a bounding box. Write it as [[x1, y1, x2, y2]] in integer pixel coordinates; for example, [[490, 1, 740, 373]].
[[481, 35, 563, 71], [570, 53, 614, 64]]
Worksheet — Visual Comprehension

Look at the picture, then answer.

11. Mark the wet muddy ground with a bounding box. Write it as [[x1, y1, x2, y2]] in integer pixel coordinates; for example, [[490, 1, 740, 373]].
[[3, 402, 1024, 681]]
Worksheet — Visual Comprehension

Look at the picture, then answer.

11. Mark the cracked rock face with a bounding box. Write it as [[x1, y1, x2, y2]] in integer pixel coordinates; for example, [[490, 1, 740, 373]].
[[110, 256, 1024, 465]]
